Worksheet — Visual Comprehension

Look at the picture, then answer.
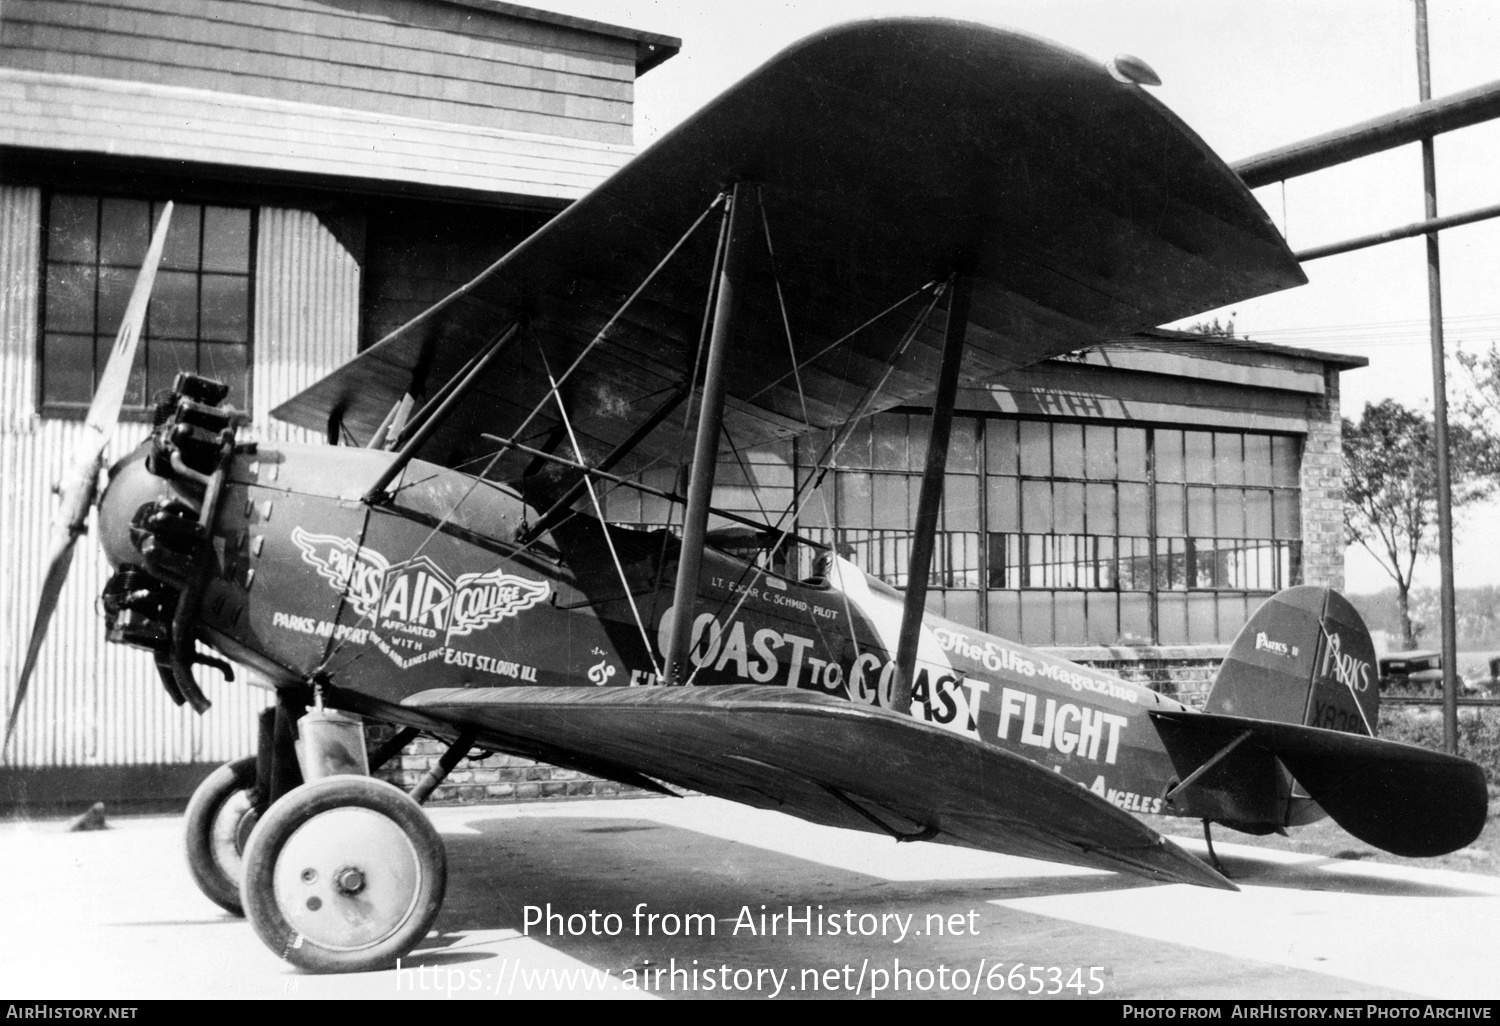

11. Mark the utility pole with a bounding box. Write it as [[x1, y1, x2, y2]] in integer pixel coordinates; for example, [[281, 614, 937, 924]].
[[1414, 0, 1460, 753]]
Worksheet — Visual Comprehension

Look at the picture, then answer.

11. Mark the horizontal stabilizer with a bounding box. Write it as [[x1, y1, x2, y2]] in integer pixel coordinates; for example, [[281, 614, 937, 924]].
[[406, 685, 1234, 890], [1153, 710, 1487, 857]]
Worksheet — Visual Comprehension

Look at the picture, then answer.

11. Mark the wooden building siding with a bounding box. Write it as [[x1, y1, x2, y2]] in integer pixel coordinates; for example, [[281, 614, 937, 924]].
[[0, 69, 632, 201], [958, 359, 1319, 436], [1, 0, 641, 143], [47, 0, 646, 74], [1070, 347, 1328, 396], [1, 19, 634, 138]]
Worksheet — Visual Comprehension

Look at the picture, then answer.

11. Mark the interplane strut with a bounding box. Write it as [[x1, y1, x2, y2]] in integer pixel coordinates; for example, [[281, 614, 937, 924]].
[[890, 277, 972, 715], [664, 184, 750, 686]]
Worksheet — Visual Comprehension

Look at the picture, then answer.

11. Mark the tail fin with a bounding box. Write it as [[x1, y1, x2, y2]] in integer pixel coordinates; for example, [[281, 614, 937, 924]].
[[1166, 588, 1483, 857], [1207, 586, 1378, 736]]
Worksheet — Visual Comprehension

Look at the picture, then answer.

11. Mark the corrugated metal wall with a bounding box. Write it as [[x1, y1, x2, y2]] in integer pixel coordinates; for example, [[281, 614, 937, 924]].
[[0, 196, 360, 767], [0, 186, 39, 431], [252, 208, 361, 445]]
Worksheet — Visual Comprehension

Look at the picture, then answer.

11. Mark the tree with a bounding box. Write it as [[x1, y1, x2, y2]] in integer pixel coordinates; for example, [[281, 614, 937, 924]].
[[1457, 342, 1500, 457], [1185, 316, 1246, 339], [1342, 399, 1492, 650]]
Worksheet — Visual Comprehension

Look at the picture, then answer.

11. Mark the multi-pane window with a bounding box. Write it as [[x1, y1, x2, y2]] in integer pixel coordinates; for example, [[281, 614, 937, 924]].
[[980, 421, 1300, 646], [41, 194, 254, 417], [797, 413, 984, 626], [794, 415, 1298, 645], [597, 412, 1302, 647]]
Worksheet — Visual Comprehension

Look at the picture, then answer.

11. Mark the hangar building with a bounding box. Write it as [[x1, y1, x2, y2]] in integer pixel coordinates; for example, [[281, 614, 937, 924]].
[[0, 0, 1363, 806]]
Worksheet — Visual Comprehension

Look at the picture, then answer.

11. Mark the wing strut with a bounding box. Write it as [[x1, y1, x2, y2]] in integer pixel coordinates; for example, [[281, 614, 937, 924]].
[[683, 281, 949, 686], [820, 784, 940, 843], [890, 276, 972, 714], [663, 183, 751, 686], [363, 322, 520, 503]]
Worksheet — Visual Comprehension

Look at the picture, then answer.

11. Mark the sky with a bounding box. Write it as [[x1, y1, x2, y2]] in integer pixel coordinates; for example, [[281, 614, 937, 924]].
[[544, 1, 1500, 595]]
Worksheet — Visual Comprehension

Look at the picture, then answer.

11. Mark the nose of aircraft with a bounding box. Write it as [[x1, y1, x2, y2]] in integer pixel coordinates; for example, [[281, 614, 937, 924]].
[[97, 444, 175, 569]]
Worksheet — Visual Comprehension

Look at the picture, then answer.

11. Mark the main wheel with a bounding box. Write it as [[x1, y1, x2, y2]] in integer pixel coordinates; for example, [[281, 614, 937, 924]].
[[184, 756, 260, 915], [240, 775, 446, 973]]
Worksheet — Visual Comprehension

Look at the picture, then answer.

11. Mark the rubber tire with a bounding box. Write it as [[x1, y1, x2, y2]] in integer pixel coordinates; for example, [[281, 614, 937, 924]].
[[240, 775, 447, 974], [184, 755, 260, 916]]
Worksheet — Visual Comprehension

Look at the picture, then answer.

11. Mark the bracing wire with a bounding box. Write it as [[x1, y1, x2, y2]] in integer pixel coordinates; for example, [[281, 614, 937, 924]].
[[395, 192, 728, 566], [536, 342, 666, 681]]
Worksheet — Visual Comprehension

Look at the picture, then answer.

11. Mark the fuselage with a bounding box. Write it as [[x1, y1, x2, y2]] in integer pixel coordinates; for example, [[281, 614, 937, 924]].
[[100, 441, 1270, 827]]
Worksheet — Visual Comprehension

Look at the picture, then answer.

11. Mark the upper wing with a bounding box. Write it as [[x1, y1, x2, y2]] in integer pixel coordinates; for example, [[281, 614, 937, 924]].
[[273, 18, 1304, 475], [403, 683, 1234, 889]]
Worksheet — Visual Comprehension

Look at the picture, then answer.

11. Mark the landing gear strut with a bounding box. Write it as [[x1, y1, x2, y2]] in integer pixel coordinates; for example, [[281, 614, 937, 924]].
[[183, 702, 301, 915], [221, 692, 450, 973], [191, 690, 462, 972]]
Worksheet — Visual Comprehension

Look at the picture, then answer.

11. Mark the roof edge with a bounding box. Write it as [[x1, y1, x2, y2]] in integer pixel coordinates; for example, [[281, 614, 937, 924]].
[[429, 0, 681, 74], [1124, 327, 1370, 370]]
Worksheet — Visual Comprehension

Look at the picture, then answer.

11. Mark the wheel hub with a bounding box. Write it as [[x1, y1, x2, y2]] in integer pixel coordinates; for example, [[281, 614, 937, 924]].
[[210, 790, 256, 881], [272, 807, 423, 951]]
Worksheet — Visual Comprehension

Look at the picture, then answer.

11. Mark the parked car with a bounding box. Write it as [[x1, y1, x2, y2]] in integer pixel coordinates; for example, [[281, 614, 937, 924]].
[[1378, 651, 1443, 690]]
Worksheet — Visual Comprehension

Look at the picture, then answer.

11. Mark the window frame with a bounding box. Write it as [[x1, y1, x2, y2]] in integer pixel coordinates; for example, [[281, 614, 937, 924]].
[[805, 413, 1303, 645], [36, 191, 257, 421]]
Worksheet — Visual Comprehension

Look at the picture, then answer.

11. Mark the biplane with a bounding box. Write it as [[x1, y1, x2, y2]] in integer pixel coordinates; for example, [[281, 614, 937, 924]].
[[6, 19, 1488, 973]]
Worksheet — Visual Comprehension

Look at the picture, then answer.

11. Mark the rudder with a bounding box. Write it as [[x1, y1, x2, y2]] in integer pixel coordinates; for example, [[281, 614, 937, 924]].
[[1206, 586, 1378, 736]]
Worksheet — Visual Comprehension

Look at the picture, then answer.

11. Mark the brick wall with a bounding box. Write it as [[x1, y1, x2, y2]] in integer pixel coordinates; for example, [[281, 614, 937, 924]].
[[369, 725, 644, 804], [1048, 645, 1225, 707], [1299, 367, 1347, 592]]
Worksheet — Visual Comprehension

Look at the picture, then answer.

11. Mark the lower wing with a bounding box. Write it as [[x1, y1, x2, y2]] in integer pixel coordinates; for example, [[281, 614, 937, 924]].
[[402, 684, 1232, 890]]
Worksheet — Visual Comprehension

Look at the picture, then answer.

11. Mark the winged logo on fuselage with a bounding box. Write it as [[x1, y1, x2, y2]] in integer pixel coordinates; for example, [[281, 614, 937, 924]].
[[289, 527, 550, 666], [449, 567, 552, 637], [291, 527, 389, 619]]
